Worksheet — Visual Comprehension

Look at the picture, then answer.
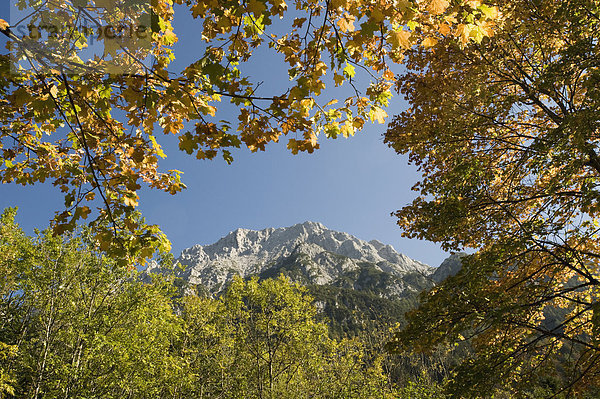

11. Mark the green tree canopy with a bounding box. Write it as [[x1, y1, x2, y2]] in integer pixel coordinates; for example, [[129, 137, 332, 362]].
[[0, 208, 182, 398], [177, 276, 394, 398], [385, 0, 600, 396]]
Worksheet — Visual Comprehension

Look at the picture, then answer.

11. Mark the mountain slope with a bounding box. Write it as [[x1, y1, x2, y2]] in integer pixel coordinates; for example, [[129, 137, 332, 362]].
[[431, 252, 465, 283]]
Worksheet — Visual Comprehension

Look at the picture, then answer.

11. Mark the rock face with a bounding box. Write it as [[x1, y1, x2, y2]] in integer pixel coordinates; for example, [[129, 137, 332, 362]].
[[431, 253, 465, 283], [175, 221, 434, 297]]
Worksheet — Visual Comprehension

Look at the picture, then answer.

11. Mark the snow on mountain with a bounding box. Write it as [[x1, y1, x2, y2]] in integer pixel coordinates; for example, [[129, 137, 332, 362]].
[[175, 221, 433, 295]]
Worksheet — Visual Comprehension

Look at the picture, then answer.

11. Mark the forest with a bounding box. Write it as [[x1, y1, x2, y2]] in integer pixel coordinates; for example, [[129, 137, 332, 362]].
[[1, 0, 600, 397], [1, 209, 446, 398]]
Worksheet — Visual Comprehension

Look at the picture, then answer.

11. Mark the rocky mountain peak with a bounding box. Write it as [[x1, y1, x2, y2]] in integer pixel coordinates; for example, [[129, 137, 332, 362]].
[[176, 222, 434, 296]]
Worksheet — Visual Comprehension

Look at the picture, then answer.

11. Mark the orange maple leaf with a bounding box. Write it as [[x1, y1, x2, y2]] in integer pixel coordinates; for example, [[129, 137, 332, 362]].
[[428, 0, 450, 15]]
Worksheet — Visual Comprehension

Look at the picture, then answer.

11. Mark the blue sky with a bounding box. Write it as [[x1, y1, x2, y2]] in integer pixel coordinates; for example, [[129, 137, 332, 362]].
[[0, 3, 448, 267]]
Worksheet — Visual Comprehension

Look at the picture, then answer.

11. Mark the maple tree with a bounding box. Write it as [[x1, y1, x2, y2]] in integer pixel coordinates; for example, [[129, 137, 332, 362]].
[[0, 209, 182, 398], [385, 0, 600, 396], [0, 0, 497, 264]]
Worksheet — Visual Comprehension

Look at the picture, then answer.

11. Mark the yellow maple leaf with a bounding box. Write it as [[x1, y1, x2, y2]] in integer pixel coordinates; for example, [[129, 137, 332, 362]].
[[388, 29, 412, 50], [150, 135, 166, 158], [438, 23, 451, 35], [337, 14, 355, 33], [353, 117, 365, 130], [455, 24, 471, 45], [163, 29, 178, 45], [369, 107, 387, 124], [341, 122, 355, 138], [480, 5, 499, 20], [479, 20, 496, 37], [0, 19, 9, 30], [428, 0, 449, 15], [422, 37, 438, 48], [123, 193, 139, 207]]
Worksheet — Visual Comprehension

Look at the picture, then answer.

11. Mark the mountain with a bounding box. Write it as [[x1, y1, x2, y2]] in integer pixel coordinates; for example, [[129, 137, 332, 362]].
[[175, 221, 434, 298], [431, 252, 465, 283]]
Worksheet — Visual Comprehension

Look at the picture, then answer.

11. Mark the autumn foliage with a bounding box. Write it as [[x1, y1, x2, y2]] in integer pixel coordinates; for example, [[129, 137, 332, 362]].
[[385, 0, 600, 396], [0, 0, 497, 263], [6, 0, 600, 395]]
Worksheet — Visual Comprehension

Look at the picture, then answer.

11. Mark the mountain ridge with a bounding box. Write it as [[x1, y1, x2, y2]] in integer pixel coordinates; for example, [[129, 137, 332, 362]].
[[174, 221, 434, 297]]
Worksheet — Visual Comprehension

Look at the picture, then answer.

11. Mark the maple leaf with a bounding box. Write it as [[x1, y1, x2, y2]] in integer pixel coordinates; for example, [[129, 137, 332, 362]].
[[337, 14, 356, 33], [480, 4, 499, 19], [179, 133, 198, 154], [123, 193, 139, 207], [438, 23, 452, 35], [371, 8, 385, 23], [162, 29, 178, 45], [428, 0, 450, 15], [74, 206, 91, 220], [248, 0, 267, 15], [422, 37, 438, 48], [340, 122, 355, 137], [333, 73, 345, 86], [388, 29, 412, 50], [369, 107, 387, 123], [287, 138, 300, 154]]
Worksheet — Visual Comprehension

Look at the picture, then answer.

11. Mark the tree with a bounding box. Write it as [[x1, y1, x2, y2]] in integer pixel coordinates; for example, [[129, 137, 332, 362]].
[[384, 0, 600, 396], [0, 208, 25, 398], [0, 208, 183, 398], [0, 0, 497, 263], [176, 276, 394, 398]]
